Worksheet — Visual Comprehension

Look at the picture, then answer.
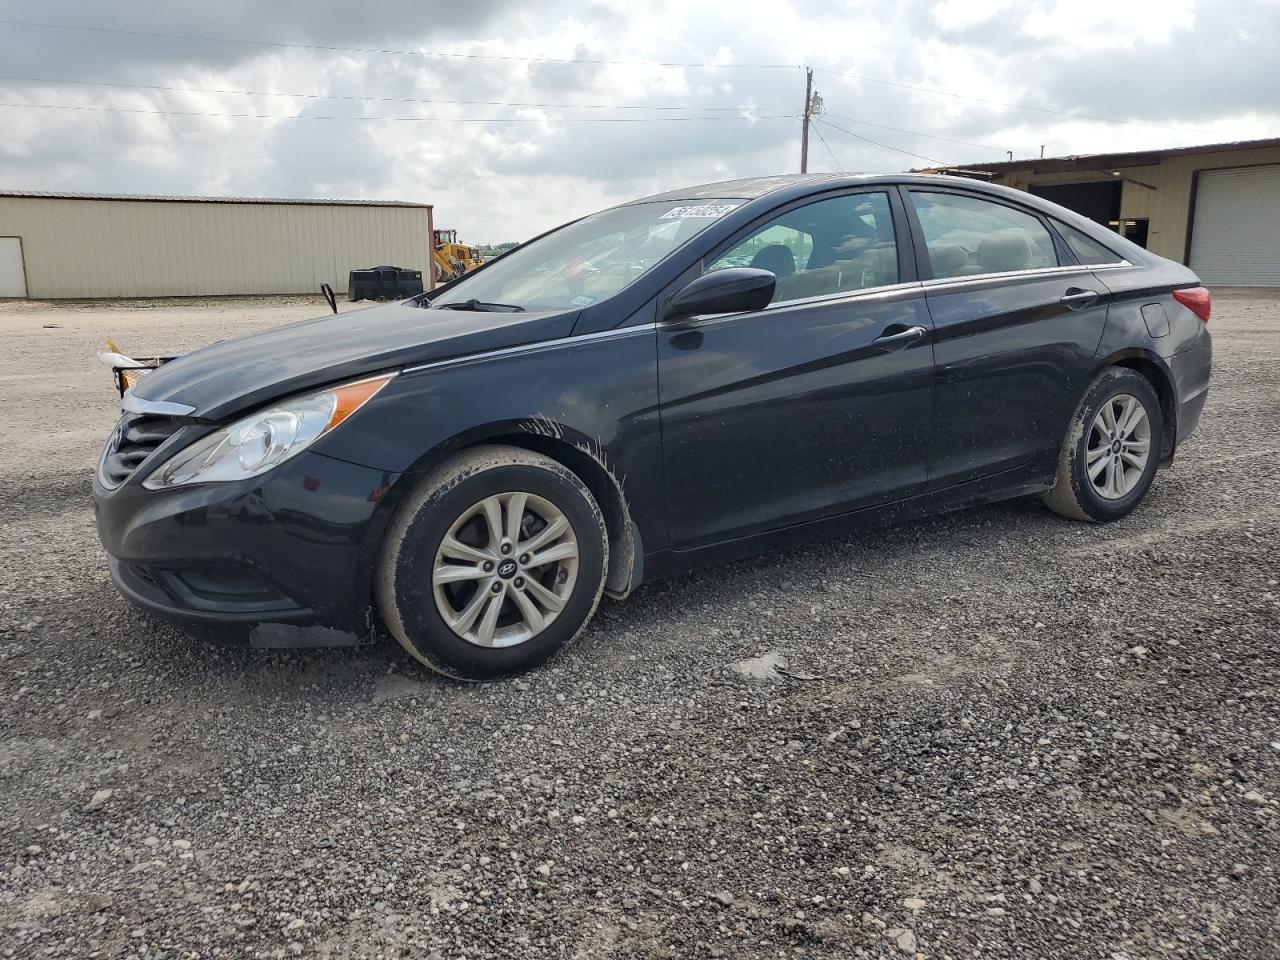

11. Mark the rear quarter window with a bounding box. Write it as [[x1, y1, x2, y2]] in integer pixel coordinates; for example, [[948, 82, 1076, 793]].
[[1056, 222, 1125, 265]]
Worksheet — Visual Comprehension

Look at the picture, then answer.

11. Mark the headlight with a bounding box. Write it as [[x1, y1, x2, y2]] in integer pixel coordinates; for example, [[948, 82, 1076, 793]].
[[142, 373, 395, 489]]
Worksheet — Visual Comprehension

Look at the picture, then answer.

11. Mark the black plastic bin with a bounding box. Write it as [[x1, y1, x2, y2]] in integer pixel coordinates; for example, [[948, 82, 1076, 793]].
[[347, 265, 424, 302]]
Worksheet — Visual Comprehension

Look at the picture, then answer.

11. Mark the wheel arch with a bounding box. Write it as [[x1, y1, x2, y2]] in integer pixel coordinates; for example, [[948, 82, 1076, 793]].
[[357, 418, 640, 624], [1087, 348, 1178, 462], [480, 430, 639, 599]]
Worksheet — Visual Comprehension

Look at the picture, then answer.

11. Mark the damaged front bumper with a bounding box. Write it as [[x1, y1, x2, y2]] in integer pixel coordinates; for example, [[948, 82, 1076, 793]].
[[94, 448, 400, 647]]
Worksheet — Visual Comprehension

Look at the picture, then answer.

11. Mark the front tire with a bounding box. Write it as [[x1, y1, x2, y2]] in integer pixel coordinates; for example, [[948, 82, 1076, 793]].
[[1043, 367, 1164, 522], [377, 446, 608, 680]]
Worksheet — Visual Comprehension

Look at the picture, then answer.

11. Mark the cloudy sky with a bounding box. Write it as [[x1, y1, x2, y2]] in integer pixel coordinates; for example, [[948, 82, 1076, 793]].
[[0, 0, 1275, 242]]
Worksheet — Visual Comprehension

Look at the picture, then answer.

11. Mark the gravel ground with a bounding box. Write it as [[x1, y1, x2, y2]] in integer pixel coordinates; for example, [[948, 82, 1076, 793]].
[[1, 292, 1278, 959]]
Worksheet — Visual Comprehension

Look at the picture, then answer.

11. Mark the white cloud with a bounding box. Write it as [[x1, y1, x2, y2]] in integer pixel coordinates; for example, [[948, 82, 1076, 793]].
[[932, 0, 1014, 32], [0, 0, 1272, 242], [1022, 0, 1196, 47]]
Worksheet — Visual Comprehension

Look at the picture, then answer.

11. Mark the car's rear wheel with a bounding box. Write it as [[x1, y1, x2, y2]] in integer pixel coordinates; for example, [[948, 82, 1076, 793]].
[[1043, 366, 1164, 522], [377, 446, 608, 680]]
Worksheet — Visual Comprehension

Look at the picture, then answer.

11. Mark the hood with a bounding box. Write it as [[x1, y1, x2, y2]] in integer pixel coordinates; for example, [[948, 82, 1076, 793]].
[[130, 300, 580, 420]]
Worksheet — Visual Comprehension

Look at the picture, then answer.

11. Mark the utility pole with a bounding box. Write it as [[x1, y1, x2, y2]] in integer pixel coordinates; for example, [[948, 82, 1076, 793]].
[[800, 67, 813, 173]]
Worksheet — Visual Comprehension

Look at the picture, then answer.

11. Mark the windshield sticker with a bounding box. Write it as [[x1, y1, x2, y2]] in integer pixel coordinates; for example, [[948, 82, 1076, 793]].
[[569, 295, 596, 307], [659, 202, 742, 220]]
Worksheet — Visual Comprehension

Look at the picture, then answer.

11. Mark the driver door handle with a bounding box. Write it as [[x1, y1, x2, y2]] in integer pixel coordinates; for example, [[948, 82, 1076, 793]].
[[872, 324, 927, 351]]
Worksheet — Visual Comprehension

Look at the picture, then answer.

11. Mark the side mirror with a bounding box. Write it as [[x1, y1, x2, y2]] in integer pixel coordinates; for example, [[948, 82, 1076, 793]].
[[663, 268, 776, 322]]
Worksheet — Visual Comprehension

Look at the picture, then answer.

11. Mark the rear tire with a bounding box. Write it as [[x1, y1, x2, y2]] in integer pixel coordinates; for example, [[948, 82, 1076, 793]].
[[377, 445, 608, 680], [1043, 367, 1164, 523]]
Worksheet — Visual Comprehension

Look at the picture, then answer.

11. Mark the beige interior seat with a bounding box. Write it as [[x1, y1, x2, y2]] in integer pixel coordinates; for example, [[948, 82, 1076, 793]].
[[928, 243, 972, 278], [976, 230, 1034, 273]]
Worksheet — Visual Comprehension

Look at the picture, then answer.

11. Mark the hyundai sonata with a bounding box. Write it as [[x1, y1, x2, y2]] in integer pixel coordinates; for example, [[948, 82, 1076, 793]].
[[94, 174, 1212, 679]]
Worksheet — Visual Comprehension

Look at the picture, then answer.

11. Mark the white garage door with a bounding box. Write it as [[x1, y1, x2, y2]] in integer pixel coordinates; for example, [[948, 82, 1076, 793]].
[[0, 237, 27, 298], [1189, 164, 1280, 286]]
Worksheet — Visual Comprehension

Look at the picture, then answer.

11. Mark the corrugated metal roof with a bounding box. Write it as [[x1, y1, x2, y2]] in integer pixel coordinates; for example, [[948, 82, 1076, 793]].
[[0, 189, 431, 208], [915, 136, 1280, 177]]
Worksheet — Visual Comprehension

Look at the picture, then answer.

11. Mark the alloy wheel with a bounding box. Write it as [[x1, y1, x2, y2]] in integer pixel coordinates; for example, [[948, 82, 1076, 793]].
[[431, 492, 579, 648], [1086, 393, 1152, 500]]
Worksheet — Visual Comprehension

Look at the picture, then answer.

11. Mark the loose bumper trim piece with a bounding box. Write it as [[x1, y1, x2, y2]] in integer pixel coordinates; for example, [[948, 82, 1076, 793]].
[[122, 393, 197, 417]]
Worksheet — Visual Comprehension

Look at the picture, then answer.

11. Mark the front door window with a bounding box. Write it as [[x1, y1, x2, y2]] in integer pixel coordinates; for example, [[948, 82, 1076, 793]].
[[706, 192, 900, 302]]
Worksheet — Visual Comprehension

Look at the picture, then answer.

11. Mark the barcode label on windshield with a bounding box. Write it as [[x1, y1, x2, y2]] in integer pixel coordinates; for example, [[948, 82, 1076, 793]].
[[660, 203, 742, 220]]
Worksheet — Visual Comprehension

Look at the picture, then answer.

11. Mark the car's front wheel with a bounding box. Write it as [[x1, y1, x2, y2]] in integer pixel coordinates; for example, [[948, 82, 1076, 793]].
[[377, 446, 608, 680], [1043, 366, 1165, 522]]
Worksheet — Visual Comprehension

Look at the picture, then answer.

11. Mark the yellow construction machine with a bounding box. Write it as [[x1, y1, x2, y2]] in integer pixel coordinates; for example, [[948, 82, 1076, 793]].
[[432, 229, 483, 284]]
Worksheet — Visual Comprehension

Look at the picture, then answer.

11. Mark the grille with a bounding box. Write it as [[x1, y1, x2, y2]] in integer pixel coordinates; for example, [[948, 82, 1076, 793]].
[[100, 414, 185, 488]]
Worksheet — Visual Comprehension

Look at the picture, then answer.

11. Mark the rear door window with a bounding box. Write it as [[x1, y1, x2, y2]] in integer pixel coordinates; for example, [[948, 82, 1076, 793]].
[[706, 192, 899, 304], [910, 191, 1058, 279]]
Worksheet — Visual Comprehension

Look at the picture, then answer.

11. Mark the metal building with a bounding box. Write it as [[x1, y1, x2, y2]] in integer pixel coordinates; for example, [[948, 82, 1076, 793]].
[[926, 138, 1280, 287], [0, 191, 433, 299]]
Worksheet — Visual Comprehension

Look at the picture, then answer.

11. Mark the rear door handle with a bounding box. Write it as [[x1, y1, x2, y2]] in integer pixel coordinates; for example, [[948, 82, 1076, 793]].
[[872, 324, 927, 351], [1060, 287, 1100, 307]]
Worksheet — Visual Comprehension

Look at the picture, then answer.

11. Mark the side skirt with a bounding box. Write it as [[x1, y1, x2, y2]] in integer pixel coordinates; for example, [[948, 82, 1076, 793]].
[[638, 467, 1054, 584]]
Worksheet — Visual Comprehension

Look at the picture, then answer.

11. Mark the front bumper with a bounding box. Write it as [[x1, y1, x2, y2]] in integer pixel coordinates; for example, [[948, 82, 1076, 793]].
[[94, 450, 399, 640]]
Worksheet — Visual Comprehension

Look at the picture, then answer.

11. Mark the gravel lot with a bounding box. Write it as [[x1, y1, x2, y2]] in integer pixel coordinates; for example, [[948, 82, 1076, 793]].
[[2, 292, 1278, 959]]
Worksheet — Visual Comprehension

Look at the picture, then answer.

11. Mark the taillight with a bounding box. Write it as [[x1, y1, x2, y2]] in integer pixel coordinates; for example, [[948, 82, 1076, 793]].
[[1173, 286, 1211, 323]]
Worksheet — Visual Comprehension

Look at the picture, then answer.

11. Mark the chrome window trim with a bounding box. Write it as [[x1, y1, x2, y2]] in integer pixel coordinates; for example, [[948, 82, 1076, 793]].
[[922, 260, 1133, 292], [400, 258, 1135, 375], [762, 279, 920, 311], [402, 323, 659, 375], [673, 279, 924, 330], [405, 282, 926, 366], [121, 393, 197, 417]]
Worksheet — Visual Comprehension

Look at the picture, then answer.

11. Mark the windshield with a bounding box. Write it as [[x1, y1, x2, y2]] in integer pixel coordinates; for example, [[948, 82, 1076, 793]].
[[432, 200, 742, 311]]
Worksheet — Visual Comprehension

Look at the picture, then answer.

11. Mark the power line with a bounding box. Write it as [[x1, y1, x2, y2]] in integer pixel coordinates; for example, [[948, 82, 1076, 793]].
[[0, 17, 1223, 136], [813, 67, 1217, 136], [0, 74, 789, 113], [0, 74, 1154, 155], [0, 73, 1058, 154], [0, 100, 797, 123], [0, 19, 800, 70], [821, 112, 1037, 158], [815, 117, 948, 167], [810, 120, 843, 172]]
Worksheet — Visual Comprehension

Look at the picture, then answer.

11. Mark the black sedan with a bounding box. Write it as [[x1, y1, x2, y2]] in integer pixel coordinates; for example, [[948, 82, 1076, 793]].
[[94, 174, 1213, 679]]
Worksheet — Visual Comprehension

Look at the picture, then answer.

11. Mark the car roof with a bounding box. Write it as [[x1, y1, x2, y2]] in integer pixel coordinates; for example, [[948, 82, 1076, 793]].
[[627, 172, 1032, 203], [630, 174, 852, 202]]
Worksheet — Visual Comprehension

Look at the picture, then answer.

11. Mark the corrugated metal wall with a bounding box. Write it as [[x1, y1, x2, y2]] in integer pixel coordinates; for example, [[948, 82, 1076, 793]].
[[0, 196, 432, 298], [994, 144, 1280, 265]]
